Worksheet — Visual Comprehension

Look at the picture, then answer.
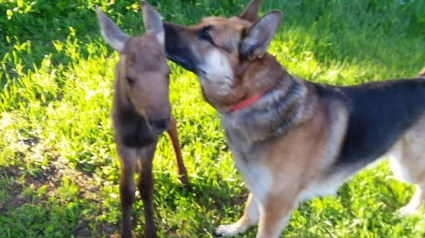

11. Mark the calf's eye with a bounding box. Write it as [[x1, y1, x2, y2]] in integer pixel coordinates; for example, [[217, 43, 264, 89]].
[[125, 76, 134, 85]]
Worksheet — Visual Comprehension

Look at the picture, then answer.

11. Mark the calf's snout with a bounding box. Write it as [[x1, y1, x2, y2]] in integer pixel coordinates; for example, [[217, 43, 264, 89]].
[[149, 118, 170, 134]]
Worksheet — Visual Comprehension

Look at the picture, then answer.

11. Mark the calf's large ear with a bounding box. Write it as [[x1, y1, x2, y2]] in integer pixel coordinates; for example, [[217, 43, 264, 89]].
[[95, 5, 130, 52], [140, 1, 165, 46]]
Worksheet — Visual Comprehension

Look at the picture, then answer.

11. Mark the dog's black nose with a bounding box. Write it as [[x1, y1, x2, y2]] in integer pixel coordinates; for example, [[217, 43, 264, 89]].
[[149, 118, 170, 134]]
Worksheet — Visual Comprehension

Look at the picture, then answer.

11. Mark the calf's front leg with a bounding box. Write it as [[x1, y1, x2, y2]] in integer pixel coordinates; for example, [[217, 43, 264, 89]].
[[118, 145, 138, 238], [138, 141, 158, 238]]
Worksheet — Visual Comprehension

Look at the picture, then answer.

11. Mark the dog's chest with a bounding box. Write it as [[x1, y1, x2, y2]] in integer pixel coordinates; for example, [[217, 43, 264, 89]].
[[221, 115, 272, 203], [231, 148, 272, 203]]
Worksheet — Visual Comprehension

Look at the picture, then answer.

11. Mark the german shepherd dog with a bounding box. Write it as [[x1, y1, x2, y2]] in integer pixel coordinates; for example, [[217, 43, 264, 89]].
[[163, 0, 425, 237]]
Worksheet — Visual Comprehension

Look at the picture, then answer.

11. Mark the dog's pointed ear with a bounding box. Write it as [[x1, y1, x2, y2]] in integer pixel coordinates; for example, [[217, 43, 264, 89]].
[[140, 1, 164, 46], [239, 0, 263, 22], [96, 5, 130, 52], [240, 10, 281, 60]]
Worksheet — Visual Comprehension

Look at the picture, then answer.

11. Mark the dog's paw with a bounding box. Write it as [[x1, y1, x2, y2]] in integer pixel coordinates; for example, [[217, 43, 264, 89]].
[[213, 224, 244, 237]]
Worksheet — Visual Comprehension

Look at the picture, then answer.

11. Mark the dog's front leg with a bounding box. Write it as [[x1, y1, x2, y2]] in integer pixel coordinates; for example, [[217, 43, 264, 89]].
[[214, 193, 260, 236], [255, 191, 298, 238]]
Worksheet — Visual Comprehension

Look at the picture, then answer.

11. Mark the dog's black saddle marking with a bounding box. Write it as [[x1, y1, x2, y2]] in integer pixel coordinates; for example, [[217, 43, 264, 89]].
[[317, 78, 425, 173]]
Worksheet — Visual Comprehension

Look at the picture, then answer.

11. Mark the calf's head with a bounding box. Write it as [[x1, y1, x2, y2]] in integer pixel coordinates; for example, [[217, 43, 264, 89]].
[[96, 2, 171, 134]]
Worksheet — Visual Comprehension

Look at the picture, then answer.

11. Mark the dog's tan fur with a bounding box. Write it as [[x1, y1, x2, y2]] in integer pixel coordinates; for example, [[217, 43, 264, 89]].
[[218, 73, 352, 238], [163, 0, 425, 237], [389, 117, 425, 216]]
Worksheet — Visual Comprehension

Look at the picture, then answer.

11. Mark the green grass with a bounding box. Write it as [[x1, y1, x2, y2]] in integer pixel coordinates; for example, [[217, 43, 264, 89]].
[[1, 0, 425, 237]]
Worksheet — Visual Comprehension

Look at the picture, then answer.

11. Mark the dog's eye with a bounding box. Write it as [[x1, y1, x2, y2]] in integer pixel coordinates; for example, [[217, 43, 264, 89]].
[[198, 26, 214, 44], [201, 28, 211, 40]]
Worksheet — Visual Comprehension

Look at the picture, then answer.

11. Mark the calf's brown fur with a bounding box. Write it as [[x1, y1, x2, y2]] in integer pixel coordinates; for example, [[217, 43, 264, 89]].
[[96, 2, 189, 238]]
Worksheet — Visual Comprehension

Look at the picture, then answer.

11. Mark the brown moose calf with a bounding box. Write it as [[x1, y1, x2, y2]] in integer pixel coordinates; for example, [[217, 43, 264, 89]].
[[96, 2, 189, 237]]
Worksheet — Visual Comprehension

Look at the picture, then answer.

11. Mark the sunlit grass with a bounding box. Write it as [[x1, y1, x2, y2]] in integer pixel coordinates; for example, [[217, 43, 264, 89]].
[[1, 0, 425, 237]]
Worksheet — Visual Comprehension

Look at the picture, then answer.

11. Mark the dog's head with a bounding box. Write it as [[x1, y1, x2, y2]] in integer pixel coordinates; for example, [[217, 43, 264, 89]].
[[164, 0, 282, 112]]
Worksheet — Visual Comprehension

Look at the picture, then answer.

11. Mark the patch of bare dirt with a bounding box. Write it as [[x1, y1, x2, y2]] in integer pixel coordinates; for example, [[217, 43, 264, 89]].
[[0, 154, 119, 237]]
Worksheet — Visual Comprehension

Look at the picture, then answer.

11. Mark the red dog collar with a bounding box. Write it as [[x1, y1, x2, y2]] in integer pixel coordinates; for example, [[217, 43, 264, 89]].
[[229, 89, 267, 112]]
